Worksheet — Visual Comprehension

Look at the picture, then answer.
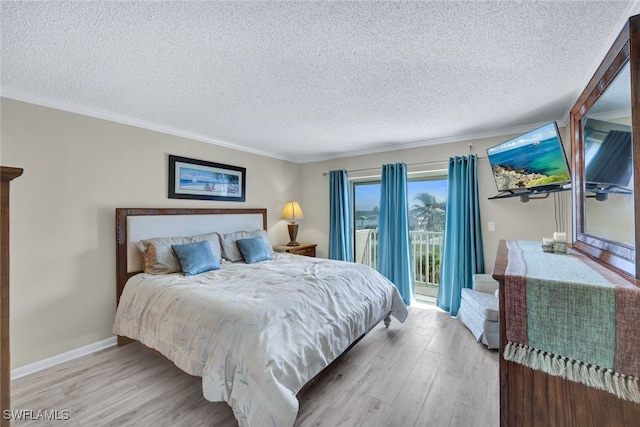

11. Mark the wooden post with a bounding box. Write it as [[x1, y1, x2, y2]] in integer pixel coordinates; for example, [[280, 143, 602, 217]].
[[1, 166, 23, 427]]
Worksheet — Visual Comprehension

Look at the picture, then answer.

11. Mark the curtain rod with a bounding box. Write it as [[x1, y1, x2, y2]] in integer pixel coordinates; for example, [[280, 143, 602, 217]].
[[321, 155, 488, 176]]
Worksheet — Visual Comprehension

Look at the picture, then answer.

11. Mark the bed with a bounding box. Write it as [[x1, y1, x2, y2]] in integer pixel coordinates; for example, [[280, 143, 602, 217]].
[[112, 208, 408, 427]]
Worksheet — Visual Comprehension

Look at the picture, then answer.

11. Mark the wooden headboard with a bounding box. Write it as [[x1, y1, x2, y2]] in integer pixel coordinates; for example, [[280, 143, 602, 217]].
[[115, 208, 267, 307]]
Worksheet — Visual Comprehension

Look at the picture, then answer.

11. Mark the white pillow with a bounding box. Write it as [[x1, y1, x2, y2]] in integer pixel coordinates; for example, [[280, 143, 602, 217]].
[[136, 236, 195, 274], [220, 229, 272, 262], [137, 232, 222, 274]]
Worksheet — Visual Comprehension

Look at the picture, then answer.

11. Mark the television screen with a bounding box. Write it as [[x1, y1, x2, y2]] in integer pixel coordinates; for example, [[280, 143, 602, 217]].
[[584, 118, 632, 189], [487, 122, 570, 192]]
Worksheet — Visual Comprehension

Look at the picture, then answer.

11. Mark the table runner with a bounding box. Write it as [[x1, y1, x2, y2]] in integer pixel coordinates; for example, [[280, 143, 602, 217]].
[[503, 240, 640, 403]]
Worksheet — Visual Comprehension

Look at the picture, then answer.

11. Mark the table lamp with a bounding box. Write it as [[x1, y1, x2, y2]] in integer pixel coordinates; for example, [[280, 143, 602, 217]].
[[281, 200, 304, 246]]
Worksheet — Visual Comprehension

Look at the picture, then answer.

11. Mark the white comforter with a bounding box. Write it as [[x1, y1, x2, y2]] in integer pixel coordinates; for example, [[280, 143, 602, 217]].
[[112, 253, 408, 426]]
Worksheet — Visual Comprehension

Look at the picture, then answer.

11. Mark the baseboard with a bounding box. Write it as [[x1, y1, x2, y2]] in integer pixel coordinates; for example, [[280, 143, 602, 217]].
[[11, 336, 117, 380]]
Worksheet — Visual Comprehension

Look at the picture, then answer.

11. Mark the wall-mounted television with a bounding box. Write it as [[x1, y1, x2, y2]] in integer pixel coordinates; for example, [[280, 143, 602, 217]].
[[584, 118, 633, 190], [487, 122, 571, 192]]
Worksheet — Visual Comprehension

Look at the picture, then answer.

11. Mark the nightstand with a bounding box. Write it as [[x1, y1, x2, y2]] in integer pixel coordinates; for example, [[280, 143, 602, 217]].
[[273, 243, 317, 257]]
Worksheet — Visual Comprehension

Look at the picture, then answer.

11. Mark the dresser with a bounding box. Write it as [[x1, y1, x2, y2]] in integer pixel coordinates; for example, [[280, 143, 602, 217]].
[[1, 167, 23, 427], [273, 243, 317, 257], [493, 240, 640, 426]]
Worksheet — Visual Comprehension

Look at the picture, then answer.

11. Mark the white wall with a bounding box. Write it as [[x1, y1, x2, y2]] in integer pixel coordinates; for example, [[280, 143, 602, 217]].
[[299, 130, 573, 273], [1, 98, 301, 368]]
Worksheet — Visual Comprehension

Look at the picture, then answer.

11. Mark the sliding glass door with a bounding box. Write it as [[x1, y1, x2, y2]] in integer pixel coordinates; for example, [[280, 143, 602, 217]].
[[353, 173, 447, 303]]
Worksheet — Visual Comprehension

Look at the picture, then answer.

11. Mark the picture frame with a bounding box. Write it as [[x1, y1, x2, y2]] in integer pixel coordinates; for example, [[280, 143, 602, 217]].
[[168, 155, 246, 202]]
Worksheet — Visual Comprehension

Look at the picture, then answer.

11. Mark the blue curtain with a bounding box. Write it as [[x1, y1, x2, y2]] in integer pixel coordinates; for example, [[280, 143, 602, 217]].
[[329, 170, 353, 261], [377, 163, 414, 305], [437, 154, 485, 316]]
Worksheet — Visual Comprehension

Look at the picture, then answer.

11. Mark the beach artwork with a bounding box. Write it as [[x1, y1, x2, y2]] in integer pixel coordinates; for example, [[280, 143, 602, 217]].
[[487, 123, 570, 192], [179, 167, 240, 195], [168, 155, 246, 202]]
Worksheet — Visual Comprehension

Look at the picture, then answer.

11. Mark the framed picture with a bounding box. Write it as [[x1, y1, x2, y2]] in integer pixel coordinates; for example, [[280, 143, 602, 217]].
[[168, 155, 246, 202]]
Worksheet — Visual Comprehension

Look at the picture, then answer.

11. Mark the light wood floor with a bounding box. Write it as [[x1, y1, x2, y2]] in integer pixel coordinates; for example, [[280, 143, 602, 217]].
[[11, 305, 498, 426]]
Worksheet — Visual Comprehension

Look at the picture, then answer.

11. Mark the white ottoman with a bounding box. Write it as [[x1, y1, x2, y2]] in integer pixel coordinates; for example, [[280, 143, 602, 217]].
[[458, 274, 499, 349]]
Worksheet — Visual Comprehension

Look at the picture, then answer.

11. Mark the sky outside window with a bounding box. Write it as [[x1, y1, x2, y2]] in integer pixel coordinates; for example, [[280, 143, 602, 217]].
[[354, 178, 447, 231]]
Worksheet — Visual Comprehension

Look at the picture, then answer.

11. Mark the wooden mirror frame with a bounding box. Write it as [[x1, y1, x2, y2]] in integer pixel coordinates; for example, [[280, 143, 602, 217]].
[[570, 15, 640, 279]]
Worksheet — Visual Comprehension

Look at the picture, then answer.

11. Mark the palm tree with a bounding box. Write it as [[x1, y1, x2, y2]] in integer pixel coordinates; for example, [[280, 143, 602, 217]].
[[411, 192, 436, 229], [410, 192, 444, 231]]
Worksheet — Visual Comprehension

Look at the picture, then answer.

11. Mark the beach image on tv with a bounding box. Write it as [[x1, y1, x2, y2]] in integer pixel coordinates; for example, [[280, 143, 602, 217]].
[[487, 123, 570, 192], [179, 167, 240, 195]]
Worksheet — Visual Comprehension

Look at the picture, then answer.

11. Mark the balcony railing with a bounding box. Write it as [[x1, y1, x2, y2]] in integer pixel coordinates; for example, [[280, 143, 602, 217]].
[[355, 229, 443, 286]]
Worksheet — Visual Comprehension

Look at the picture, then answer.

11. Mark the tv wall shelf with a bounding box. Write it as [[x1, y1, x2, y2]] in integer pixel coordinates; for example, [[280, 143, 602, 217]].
[[586, 184, 632, 201], [489, 185, 570, 203]]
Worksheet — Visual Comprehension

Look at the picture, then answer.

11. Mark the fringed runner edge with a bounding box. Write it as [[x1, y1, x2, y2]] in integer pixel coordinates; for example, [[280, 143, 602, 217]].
[[504, 342, 640, 403]]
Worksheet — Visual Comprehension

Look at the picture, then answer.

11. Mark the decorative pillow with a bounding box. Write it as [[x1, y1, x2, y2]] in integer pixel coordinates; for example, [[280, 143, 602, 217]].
[[191, 232, 223, 263], [236, 237, 272, 264], [136, 236, 195, 274], [220, 229, 272, 262], [171, 240, 220, 276]]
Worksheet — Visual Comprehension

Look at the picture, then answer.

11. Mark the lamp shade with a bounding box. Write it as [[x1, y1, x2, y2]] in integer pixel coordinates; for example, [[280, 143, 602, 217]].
[[281, 200, 304, 221]]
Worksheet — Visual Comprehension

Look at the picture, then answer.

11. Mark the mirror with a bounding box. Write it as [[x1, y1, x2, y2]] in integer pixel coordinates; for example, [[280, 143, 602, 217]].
[[571, 15, 639, 279], [583, 64, 634, 246]]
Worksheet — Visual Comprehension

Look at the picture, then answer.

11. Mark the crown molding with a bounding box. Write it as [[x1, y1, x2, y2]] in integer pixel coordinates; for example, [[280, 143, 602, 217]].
[[0, 87, 298, 163], [1, 87, 570, 165]]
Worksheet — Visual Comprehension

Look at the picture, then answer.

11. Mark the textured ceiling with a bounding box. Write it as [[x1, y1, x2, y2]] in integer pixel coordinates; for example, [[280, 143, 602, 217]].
[[2, 1, 639, 163]]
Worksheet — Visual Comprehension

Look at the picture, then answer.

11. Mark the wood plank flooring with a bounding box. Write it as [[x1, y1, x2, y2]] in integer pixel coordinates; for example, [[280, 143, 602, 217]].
[[10, 305, 498, 426]]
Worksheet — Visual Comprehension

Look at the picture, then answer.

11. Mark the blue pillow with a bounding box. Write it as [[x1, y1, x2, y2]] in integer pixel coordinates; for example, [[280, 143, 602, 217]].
[[236, 237, 272, 264], [171, 240, 220, 276]]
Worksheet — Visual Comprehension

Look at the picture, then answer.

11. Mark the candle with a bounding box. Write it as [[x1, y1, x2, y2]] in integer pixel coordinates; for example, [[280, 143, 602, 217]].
[[553, 232, 567, 242], [542, 237, 554, 252]]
